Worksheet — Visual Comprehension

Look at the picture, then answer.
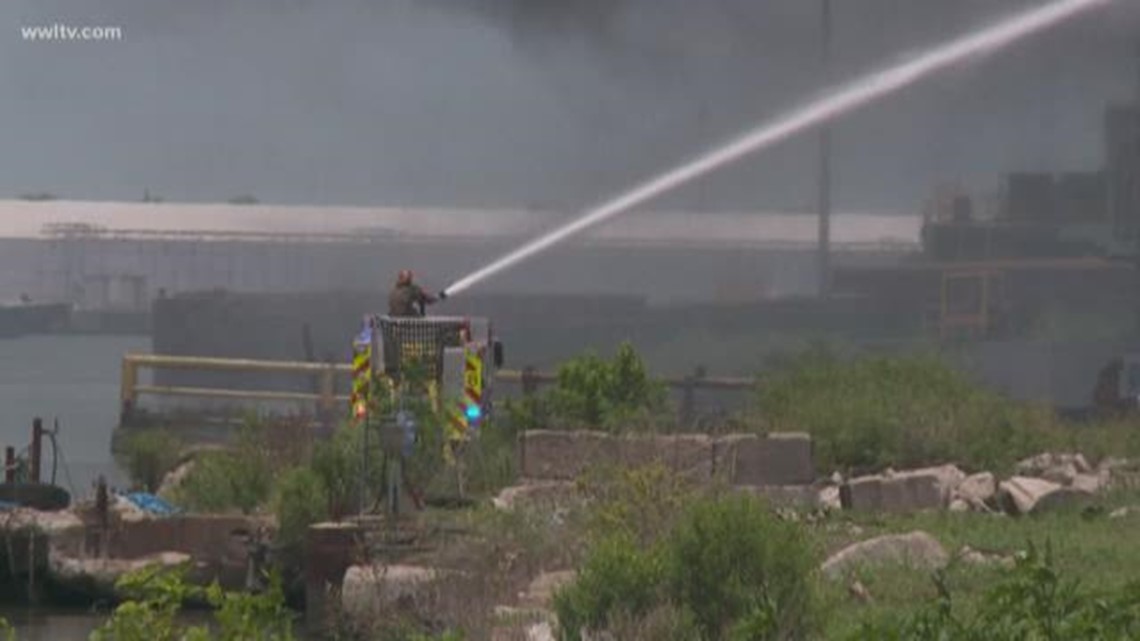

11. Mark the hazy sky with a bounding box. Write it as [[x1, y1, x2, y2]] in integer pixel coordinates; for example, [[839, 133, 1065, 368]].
[[3, 0, 1139, 212]]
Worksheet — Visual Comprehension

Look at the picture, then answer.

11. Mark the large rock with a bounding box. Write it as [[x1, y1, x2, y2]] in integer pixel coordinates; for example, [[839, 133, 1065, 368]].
[[714, 433, 815, 486], [4, 508, 84, 536], [1017, 453, 1091, 485], [820, 531, 948, 579], [1098, 458, 1140, 491], [158, 460, 196, 498], [956, 545, 1014, 569], [492, 482, 579, 512], [998, 476, 1093, 515], [955, 472, 997, 506], [903, 465, 966, 503], [341, 564, 440, 619], [1071, 473, 1105, 495], [50, 551, 194, 598], [819, 486, 842, 511], [1110, 506, 1139, 519]]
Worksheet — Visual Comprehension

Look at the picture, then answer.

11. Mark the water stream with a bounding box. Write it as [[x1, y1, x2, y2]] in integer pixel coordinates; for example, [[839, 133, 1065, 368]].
[[443, 0, 1112, 298]]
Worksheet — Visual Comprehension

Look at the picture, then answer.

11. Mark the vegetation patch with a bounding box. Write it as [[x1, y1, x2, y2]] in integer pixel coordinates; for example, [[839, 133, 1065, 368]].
[[751, 348, 1069, 474]]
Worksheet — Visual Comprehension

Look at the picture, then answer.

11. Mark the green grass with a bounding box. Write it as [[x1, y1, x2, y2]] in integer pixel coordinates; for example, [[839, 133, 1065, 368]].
[[819, 489, 1140, 638]]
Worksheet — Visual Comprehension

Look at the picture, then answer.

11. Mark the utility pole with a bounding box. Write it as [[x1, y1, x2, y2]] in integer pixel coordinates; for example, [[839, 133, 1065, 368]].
[[817, 0, 834, 299]]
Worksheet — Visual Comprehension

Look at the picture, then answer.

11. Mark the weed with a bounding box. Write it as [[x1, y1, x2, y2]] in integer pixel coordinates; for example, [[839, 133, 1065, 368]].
[[119, 429, 183, 493], [89, 563, 296, 641]]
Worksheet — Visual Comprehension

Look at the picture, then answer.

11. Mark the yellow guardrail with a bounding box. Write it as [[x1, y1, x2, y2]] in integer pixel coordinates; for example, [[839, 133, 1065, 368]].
[[120, 353, 757, 420], [121, 353, 350, 416]]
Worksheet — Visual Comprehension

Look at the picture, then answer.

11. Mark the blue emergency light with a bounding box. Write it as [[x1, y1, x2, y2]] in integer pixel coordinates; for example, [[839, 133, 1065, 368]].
[[465, 404, 482, 421]]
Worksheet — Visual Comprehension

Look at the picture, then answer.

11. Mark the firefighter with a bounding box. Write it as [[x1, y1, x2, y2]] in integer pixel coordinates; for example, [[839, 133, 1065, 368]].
[[388, 269, 442, 317]]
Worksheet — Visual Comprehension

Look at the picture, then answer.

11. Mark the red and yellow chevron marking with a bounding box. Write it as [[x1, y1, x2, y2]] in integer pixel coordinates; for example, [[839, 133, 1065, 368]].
[[350, 347, 370, 421], [463, 349, 483, 407]]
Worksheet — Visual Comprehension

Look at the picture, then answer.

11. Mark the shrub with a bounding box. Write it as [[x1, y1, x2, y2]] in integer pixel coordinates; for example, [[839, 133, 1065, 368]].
[[91, 563, 296, 641], [205, 572, 296, 640], [165, 417, 315, 514], [310, 424, 367, 518], [120, 429, 183, 493], [580, 464, 695, 547], [90, 563, 196, 641], [171, 448, 273, 514], [664, 495, 816, 641], [273, 466, 329, 551], [553, 534, 666, 641], [546, 342, 670, 432], [752, 351, 1065, 473], [555, 491, 818, 641]]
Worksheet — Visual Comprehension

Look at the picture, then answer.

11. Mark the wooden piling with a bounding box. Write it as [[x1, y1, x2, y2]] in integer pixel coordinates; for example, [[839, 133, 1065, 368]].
[[304, 522, 363, 633], [29, 419, 42, 484]]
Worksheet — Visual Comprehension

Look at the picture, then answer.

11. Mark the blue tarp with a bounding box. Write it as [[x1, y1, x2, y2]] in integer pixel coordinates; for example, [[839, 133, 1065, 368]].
[[123, 492, 180, 516]]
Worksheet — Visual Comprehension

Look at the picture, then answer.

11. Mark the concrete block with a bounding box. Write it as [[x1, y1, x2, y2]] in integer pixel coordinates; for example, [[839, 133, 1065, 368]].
[[520, 431, 615, 480], [521, 431, 715, 481], [618, 434, 714, 479], [737, 485, 821, 509], [998, 476, 1093, 515], [719, 432, 815, 486], [844, 472, 942, 512], [711, 434, 759, 480]]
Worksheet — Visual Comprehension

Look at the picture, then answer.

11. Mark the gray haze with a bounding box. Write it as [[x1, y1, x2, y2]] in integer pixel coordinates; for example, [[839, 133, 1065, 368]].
[[3, 0, 1139, 212]]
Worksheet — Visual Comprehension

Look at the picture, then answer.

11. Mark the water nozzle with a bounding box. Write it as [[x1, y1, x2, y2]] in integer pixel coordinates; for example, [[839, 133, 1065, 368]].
[[438, 290, 449, 301]]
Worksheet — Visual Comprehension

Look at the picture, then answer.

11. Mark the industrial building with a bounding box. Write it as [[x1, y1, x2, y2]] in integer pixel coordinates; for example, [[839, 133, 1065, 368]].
[[0, 201, 920, 313]]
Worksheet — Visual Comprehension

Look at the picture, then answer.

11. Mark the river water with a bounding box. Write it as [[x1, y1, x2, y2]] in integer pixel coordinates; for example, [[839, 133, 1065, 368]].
[[0, 334, 141, 495], [0, 334, 144, 638], [0, 606, 103, 640]]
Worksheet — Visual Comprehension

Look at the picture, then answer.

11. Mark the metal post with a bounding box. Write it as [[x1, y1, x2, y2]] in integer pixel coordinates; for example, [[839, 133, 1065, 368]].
[[4, 448, 14, 483], [120, 356, 138, 424], [30, 418, 43, 484], [95, 476, 109, 558], [817, 0, 833, 299]]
